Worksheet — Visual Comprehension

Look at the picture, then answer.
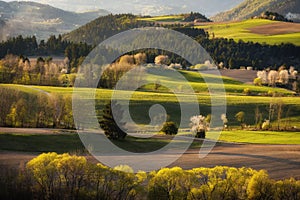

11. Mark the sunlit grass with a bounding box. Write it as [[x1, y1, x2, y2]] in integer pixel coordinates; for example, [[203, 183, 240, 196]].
[[196, 19, 300, 46], [137, 15, 184, 22], [0, 133, 85, 153], [209, 130, 300, 144]]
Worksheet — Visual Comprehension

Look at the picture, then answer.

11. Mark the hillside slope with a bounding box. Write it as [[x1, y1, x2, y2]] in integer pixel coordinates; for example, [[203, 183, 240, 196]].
[[211, 0, 300, 22], [196, 19, 300, 46], [0, 1, 109, 41], [63, 14, 155, 45]]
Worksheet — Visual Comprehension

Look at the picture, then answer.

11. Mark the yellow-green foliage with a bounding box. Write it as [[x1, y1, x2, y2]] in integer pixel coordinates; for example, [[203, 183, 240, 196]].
[[247, 170, 274, 200], [253, 78, 262, 86], [148, 167, 190, 200], [1, 153, 299, 199], [275, 178, 300, 199], [137, 15, 184, 22], [26, 153, 144, 200]]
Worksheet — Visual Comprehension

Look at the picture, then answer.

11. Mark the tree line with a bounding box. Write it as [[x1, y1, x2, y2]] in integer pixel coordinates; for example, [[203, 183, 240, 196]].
[[0, 87, 74, 129], [1, 13, 299, 73], [1, 152, 299, 200], [197, 37, 300, 70], [0, 34, 93, 72]]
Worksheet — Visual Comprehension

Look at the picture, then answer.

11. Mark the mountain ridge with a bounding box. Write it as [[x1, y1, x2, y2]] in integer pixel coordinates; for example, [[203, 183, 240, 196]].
[[1, 0, 244, 17], [211, 0, 300, 22], [0, 1, 110, 41]]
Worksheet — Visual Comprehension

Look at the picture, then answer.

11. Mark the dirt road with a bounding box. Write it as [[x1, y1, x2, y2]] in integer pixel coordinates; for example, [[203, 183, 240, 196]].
[[1, 143, 299, 180], [1, 127, 299, 179], [170, 143, 300, 180]]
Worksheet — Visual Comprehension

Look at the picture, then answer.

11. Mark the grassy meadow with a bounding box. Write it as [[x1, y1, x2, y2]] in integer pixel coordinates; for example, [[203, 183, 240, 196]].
[[1, 130, 300, 155], [0, 133, 84, 153], [1, 69, 299, 145], [1, 129, 300, 156], [137, 15, 184, 22], [210, 130, 300, 144], [137, 16, 300, 46], [1, 69, 299, 128], [195, 19, 300, 46]]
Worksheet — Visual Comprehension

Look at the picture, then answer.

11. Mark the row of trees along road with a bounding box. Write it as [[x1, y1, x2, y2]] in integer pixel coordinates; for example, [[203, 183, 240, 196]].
[[1, 152, 300, 200]]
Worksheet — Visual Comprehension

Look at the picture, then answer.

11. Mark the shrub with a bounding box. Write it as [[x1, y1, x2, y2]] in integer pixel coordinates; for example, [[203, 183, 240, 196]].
[[268, 90, 275, 97], [235, 111, 246, 129], [262, 120, 271, 130], [253, 77, 262, 86], [161, 121, 178, 135], [196, 130, 206, 138], [243, 88, 251, 95]]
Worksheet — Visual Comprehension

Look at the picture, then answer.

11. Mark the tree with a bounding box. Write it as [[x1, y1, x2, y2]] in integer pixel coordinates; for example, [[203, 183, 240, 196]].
[[278, 69, 289, 85], [161, 121, 178, 135], [275, 178, 300, 200], [235, 111, 245, 129], [254, 106, 263, 130], [99, 101, 127, 140], [247, 170, 274, 200], [276, 100, 284, 130], [49, 94, 66, 128], [154, 55, 169, 65], [148, 167, 190, 200], [268, 70, 279, 87], [221, 114, 228, 129], [190, 115, 207, 138]]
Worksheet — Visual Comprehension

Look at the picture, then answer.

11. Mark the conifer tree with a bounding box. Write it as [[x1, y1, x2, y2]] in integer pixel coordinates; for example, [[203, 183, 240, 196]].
[[99, 101, 127, 140]]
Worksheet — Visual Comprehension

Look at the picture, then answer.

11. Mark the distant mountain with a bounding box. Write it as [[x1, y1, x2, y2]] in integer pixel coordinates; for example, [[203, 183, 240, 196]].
[[92, 0, 244, 17], [211, 0, 300, 22], [0, 1, 110, 41], [1, 0, 244, 17]]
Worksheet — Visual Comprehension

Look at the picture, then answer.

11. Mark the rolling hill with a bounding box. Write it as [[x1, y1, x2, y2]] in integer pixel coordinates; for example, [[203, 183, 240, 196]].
[[138, 12, 211, 23], [211, 0, 300, 22], [0, 1, 109, 41], [65, 11, 300, 47], [196, 19, 300, 46], [63, 14, 155, 45]]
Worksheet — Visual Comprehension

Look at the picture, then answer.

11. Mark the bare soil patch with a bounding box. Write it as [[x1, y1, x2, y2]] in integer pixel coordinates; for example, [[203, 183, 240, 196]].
[[170, 143, 300, 180], [248, 21, 300, 35], [1, 143, 299, 180], [1, 128, 299, 180], [219, 69, 257, 83]]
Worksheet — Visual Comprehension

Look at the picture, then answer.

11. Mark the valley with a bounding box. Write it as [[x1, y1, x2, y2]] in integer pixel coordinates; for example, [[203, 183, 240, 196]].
[[0, 0, 299, 199]]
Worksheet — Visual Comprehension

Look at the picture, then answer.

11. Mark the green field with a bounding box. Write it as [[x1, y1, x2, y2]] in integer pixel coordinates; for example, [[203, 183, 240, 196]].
[[0, 133, 84, 153], [137, 15, 184, 22], [138, 17, 300, 46], [0, 132, 205, 153], [1, 69, 299, 127], [212, 130, 300, 144], [0, 130, 299, 155], [195, 19, 300, 46], [2, 70, 294, 96]]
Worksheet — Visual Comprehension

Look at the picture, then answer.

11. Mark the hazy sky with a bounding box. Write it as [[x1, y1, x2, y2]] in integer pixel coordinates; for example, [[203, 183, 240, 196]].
[[2, 0, 244, 16]]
